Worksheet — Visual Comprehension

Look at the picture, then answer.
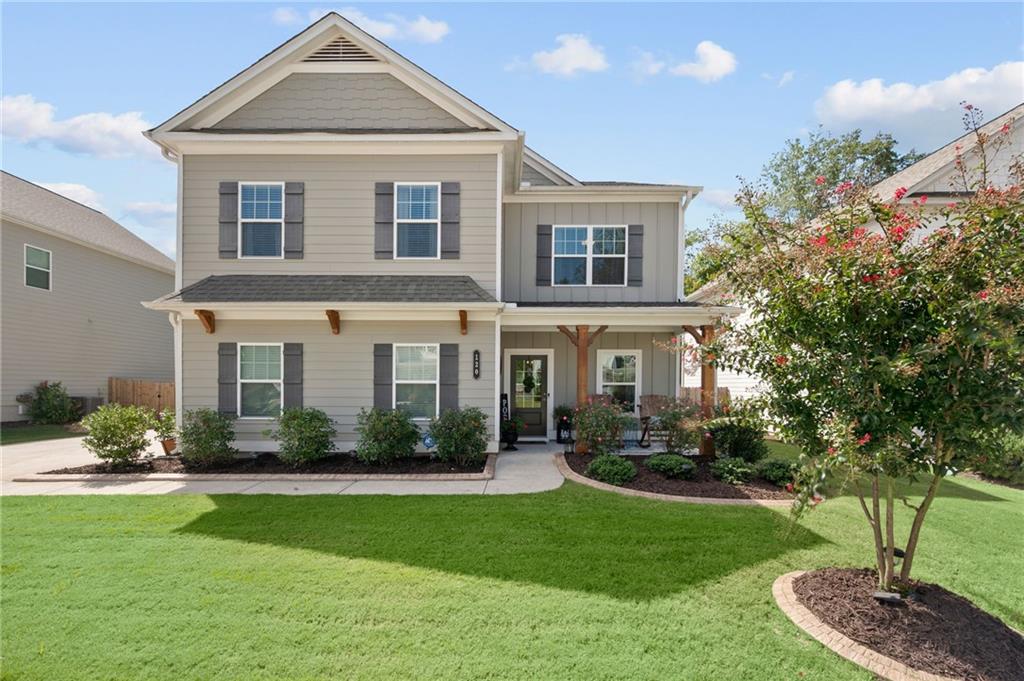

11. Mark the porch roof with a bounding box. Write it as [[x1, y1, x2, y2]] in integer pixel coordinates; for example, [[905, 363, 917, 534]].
[[501, 302, 741, 331]]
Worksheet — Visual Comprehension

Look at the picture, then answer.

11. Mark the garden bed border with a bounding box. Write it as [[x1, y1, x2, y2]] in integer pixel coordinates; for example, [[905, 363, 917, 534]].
[[772, 571, 956, 681], [554, 454, 792, 507], [14, 454, 496, 483]]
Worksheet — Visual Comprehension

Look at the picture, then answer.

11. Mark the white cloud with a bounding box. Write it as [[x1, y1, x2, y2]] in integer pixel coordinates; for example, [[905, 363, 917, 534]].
[[532, 34, 608, 77], [292, 7, 450, 43], [1, 94, 158, 160], [670, 41, 737, 83], [37, 182, 106, 211], [124, 201, 176, 220], [699, 188, 739, 211], [631, 51, 665, 81], [815, 61, 1024, 147], [762, 70, 795, 87]]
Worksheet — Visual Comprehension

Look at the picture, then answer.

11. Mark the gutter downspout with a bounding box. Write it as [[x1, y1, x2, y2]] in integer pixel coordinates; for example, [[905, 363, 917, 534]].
[[168, 312, 183, 430], [676, 190, 695, 395]]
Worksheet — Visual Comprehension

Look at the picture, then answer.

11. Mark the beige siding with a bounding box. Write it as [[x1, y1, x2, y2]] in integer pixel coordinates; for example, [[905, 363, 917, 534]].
[[521, 163, 557, 187], [0, 220, 174, 421], [211, 73, 472, 131], [503, 202, 680, 303], [181, 318, 497, 447], [182, 154, 499, 295], [501, 330, 676, 410]]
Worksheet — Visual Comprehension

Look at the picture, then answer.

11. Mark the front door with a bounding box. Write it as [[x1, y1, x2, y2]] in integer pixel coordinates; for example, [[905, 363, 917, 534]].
[[511, 355, 548, 438]]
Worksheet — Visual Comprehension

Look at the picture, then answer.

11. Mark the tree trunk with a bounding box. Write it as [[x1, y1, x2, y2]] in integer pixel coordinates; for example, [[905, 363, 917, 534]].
[[854, 478, 886, 588], [899, 472, 943, 583], [869, 476, 887, 589], [883, 478, 896, 591]]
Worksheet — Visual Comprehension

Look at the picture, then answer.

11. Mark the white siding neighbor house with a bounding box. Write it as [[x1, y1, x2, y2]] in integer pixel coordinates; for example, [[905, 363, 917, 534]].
[[1, 172, 176, 422], [144, 13, 738, 452]]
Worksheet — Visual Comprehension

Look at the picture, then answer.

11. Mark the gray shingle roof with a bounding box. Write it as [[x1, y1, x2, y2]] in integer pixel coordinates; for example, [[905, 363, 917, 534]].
[[514, 301, 702, 308], [166, 275, 496, 304], [0, 171, 174, 273]]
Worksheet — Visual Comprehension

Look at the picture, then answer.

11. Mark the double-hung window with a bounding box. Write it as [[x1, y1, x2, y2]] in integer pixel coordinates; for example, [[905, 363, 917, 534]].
[[239, 182, 284, 258], [24, 245, 52, 291], [238, 343, 283, 418], [393, 343, 439, 420], [597, 350, 641, 413], [552, 225, 627, 286], [395, 182, 440, 259]]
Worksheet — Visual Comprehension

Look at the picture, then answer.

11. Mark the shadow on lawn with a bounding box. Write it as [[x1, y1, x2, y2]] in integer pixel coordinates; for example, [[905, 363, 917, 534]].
[[176, 486, 827, 601]]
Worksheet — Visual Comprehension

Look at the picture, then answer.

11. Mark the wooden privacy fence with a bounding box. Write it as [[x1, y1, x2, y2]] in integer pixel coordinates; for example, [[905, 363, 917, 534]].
[[108, 378, 175, 413]]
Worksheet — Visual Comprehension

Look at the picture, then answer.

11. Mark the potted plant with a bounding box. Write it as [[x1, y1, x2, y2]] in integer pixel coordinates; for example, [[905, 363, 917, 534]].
[[154, 409, 177, 455], [553, 404, 574, 444], [500, 415, 525, 451]]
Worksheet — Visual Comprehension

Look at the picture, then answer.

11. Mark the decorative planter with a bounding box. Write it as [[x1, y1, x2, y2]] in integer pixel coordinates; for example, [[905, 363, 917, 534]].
[[160, 438, 177, 455], [556, 417, 572, 444], [502, 430, 519, 451]]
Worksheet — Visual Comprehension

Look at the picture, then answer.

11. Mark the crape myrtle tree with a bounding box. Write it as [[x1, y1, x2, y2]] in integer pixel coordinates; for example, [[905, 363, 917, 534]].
[[710, 105, 1024, 592]]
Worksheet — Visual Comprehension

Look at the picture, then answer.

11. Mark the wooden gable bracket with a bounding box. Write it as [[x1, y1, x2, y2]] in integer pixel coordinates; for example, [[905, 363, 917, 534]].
[[558, 325, 607, 348], [326, 309, 341, 335], [682, 325, 705, 345], [194, 309, 216, 334], [459, 310, 468, 336]]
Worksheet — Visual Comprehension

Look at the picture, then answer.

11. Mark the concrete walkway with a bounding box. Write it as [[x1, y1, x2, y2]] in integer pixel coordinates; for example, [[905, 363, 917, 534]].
[[1, 437, 564, 496]]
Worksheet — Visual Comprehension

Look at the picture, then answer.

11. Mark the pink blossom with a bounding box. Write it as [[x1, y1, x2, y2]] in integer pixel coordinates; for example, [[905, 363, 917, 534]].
[[918, 195, 928, 204], [785, 483, 794, 493], [963, 103, 974, 111], [775, 355, 788, 366], [978, 290, 989, 300], [1001, 123, 1012, 134], [810, 234, 828, 248], [946, 202, 957, 209], [835, 181, 854, 194], [852, 226, 867, 239], [857, 433, 871, 446], [815, 175, 826, 186], [893, 187, 908, 201]]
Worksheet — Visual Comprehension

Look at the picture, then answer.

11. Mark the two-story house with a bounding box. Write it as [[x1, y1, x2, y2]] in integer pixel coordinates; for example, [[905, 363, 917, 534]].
[[145, 13, 735, 452]]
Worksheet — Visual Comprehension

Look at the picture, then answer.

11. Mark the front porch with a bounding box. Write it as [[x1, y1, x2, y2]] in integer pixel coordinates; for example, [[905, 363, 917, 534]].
[[499, 303, 739, 452]]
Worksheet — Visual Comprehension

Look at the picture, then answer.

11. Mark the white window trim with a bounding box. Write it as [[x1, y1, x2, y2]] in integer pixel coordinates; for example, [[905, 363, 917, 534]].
[[392, 342, 440, 421], [238, 181, 285, 259], [237, 342, 284, 419], [24, 244, 52, 292], [393, 181, 442, 260], [551, 225, 628, 287], [596, 349, 642, 415]]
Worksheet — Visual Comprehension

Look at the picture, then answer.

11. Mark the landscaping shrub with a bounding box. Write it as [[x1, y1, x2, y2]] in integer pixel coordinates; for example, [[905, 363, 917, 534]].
[[268, 407, 337, 467], [29, 381, 78, 424], [355, 407, 420, 464], [429, 407, 489, 466], [655, 400, 700, 454], [757, 458, 799, 487], [645, 453, 695, 479], [179, 408, 237, 468], [81, 404, 153, 467], [704, 415, 768, 462], [574, 399, 630, 456], [975, 432, 1024, 485], [585, 454, 637, 486], [710, 456, 755, 485], [153, 409, 177, 442]]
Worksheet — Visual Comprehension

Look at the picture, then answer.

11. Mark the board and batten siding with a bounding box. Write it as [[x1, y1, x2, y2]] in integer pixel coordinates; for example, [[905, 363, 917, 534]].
[[181, 319, 497, 447], [500, 330, 676, 408], [0, 220, 174, 421], [502, 202, 680, 303], [181, 154, 498, 295]]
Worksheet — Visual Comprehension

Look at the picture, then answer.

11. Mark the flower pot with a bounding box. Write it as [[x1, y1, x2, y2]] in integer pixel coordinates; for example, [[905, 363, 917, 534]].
[[160, 438, 177, 455], [502, 429, 519, 451]]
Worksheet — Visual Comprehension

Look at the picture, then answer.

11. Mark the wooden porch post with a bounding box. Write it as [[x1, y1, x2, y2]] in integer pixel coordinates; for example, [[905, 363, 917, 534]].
[[699, 324, 717, 456], [575, 325, 590, 406]]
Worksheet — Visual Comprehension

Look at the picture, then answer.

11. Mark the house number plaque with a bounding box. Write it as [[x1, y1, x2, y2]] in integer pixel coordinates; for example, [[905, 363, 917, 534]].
[[473, 350, 481, 379]]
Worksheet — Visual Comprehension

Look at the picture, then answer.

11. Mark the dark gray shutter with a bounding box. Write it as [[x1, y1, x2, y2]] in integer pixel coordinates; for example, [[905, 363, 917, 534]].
[[284, 182, 304, 259], [373, 344, 393, 409], [440, 182, 460, 259], [219, 182, 239, 259], [374, 182, 394, 259], [439, 344, 459, 413], [627, 224, 644, 287], [283, 343, 303, 408], [536, 224, 552, 286], [218, 343, 237, 415]]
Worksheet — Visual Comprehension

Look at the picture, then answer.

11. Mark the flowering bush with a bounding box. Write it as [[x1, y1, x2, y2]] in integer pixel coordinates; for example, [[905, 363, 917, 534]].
[[574, 399, 631, 455], [429, 407, 489, 466], [585, 454, 637, 485], [81, 404, 153, 468], [711, 104, 1024, 591], [267, 407, 337, 467], [654, 399, 700, 454]]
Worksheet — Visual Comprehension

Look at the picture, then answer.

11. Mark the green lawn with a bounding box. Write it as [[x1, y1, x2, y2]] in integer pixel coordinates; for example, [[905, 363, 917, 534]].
[[2, 479, 1021, 680], [0, 423, 83, 446]]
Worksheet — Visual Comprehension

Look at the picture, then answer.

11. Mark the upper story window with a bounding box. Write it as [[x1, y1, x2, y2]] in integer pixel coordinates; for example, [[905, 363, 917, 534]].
[[238, 343, 283, 418], [393, 343, 439, 420], [553, 225, 627, 286], [25, 244, 52, 291], [395, 183, 440, 259], [239, 183, 284, 258]]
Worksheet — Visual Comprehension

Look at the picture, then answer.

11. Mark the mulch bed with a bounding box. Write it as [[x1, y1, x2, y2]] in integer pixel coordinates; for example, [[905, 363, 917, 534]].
[[564, 452, 791, 500], [793, 567, 1024, 681], [43, 453, 485, 476]]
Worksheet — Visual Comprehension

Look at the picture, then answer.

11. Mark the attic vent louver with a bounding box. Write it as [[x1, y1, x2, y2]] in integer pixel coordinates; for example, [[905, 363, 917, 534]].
[[303, 37, 379, 63]]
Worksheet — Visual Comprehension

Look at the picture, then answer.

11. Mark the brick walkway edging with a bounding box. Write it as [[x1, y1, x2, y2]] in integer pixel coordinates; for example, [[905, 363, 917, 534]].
[[772, 571, 956, 681], [554, 453, 792, 507], [12, 453, 496, 483]]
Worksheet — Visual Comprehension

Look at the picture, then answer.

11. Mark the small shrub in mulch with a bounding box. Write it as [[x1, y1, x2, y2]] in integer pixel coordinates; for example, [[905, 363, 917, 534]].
[[709, 457, 755, 485], [792, 567, 1024, 681], [644, 454, 695, 480], [585, 454, 637, 485], [756, 458, 799, 487]]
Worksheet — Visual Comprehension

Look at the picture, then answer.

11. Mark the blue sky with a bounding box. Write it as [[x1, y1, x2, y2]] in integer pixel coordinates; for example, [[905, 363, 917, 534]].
[[3, 2, 1022, 257]]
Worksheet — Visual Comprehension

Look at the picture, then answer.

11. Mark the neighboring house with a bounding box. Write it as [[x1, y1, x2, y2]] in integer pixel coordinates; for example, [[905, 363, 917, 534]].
[[144, 13, 736, 452], [0, 172, 175, 422], [685, 103, 1024, 400]]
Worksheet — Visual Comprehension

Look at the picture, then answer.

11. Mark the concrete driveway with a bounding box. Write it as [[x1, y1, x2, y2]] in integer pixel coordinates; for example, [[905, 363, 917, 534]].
[[1, 436, 564, 496]]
